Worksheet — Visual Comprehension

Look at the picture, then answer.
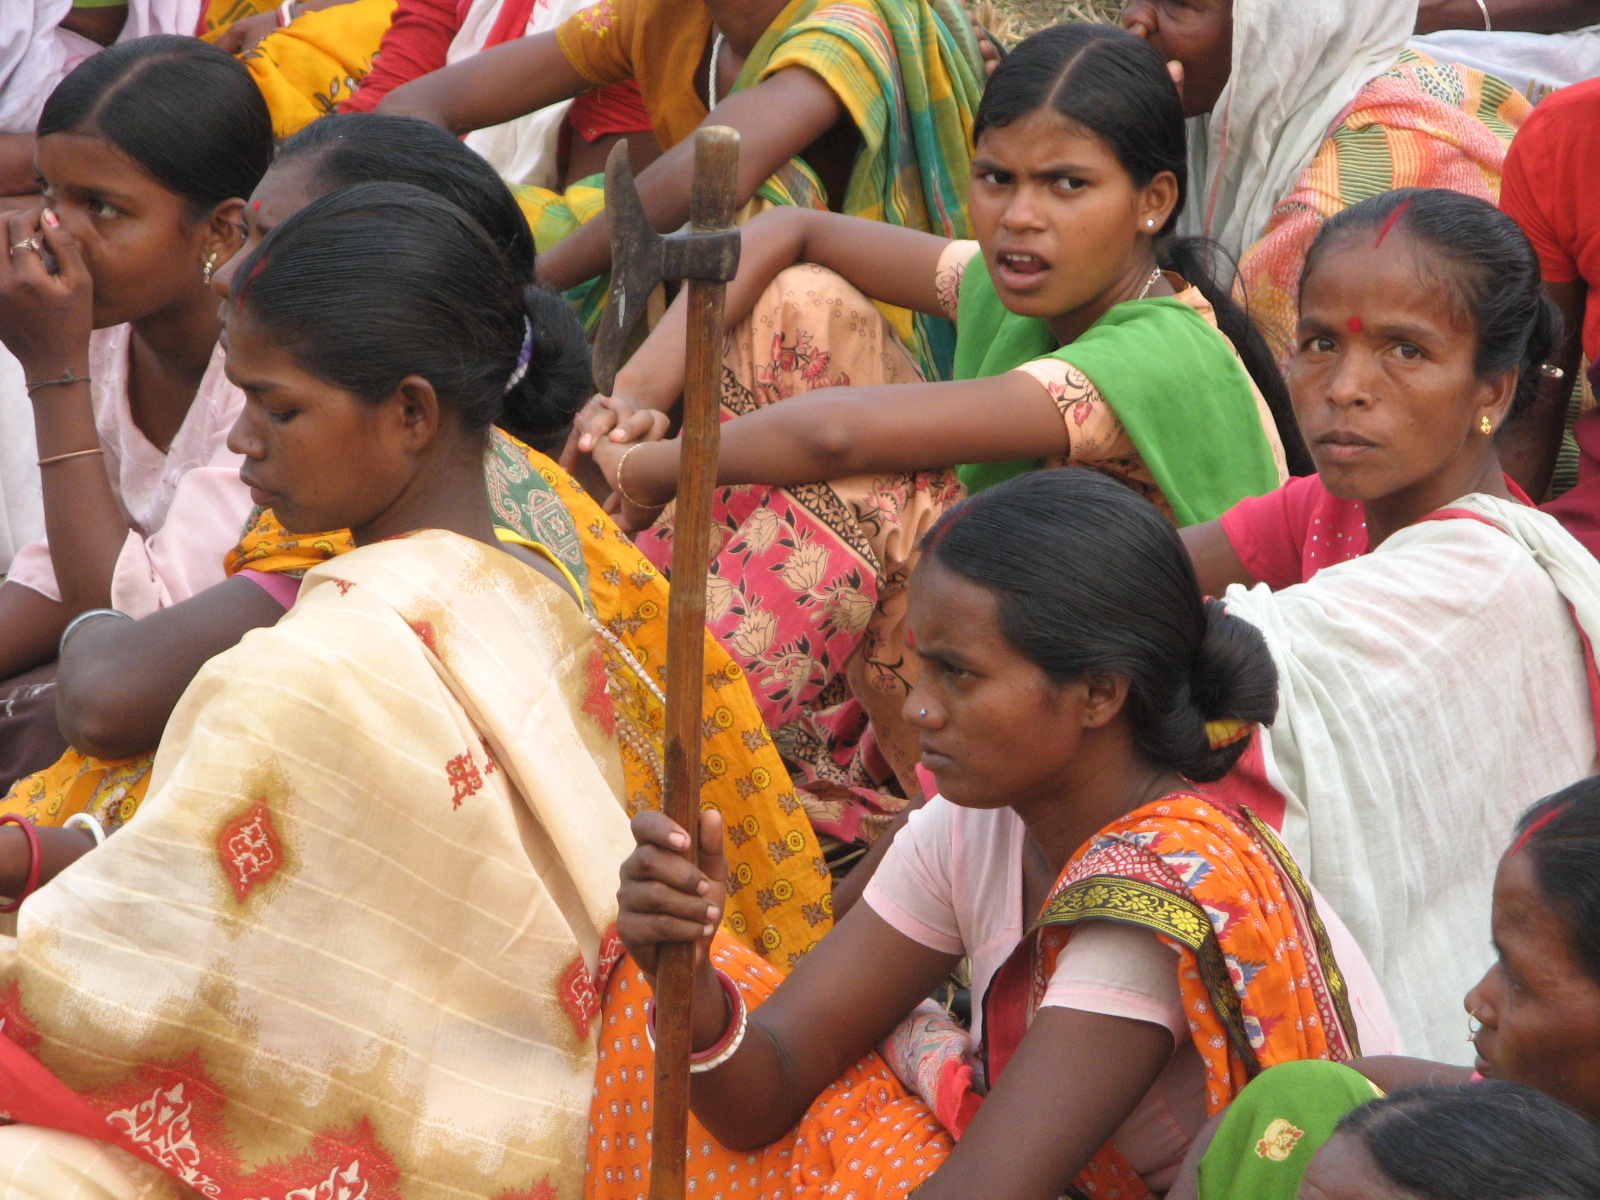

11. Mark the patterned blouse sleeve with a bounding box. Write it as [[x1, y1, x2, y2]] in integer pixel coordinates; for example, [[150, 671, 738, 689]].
[[556, 0, 637, 89], [1011, 358, 1133, 463], [932, 239, 980, 321]]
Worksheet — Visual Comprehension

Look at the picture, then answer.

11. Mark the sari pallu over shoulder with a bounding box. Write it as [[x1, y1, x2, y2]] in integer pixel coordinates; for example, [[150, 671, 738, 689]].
[[977, 794, 1361, 1200], [0, 531, 633, 1199]]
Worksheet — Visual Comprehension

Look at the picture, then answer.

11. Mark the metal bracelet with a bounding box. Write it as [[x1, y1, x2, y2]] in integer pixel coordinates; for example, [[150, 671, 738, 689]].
[[64, 812, 107, 845], [58, 607, 132, 657], [1473, 0, 1492, 30]]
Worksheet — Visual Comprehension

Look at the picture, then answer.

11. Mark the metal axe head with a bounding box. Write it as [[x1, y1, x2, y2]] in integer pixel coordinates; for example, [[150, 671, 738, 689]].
[[592, 140, 665, 395]]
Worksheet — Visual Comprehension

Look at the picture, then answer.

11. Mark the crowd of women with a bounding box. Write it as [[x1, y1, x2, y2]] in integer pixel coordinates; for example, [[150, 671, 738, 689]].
[[0, 0, 1598, 1196]]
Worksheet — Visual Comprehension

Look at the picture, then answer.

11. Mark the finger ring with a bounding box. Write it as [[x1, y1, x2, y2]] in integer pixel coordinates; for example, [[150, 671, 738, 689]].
[[9, 238, 38, 254]]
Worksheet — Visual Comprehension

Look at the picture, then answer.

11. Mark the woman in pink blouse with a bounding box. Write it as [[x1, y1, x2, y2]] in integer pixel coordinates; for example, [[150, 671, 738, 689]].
[[0, 36, 270, 787]]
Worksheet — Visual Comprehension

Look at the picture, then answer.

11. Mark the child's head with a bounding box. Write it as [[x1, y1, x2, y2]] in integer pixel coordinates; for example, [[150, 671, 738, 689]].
[[906, 469, 1276, 809], [1292, 188, 1558, 506], [1298, 1082, 1600, 1200], [37, 35, 272, 328], [966, 25, 1182, 325], [224, 183, 589, 537], [1466, 778, 1600, 1121]]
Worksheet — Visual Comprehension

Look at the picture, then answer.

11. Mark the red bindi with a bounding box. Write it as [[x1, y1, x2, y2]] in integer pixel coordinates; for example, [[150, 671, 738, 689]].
[[1347, 316, 1363, 334], [251, 200, 261, 211]]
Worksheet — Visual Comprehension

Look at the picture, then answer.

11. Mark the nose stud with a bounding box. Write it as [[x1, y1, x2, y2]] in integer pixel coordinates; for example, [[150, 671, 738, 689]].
[[918, 709, 928, 718]]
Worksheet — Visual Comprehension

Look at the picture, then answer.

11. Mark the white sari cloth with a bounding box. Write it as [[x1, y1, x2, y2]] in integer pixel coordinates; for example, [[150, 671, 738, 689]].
[[453, 0, 597, 189], [1411, 25, 1600, 93], [1225, 495, 1600, 1064], [1180, 0, 1413, 271], [4, 325, 252, 615]]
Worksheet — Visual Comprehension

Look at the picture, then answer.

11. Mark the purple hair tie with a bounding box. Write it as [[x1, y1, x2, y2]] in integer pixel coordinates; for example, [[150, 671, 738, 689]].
[[504, 317, 534, 393]]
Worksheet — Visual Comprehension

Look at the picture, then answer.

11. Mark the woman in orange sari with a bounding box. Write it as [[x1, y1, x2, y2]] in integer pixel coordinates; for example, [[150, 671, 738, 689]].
[[591, 468, 1394, 1200]]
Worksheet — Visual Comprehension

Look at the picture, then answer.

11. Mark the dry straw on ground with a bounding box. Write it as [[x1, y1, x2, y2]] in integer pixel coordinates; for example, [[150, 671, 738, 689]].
[[969, 0, 1119, 44]]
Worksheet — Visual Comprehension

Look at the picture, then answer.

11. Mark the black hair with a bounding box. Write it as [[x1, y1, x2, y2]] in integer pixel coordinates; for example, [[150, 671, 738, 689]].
[[1336, 1082, 1600, 1199], [1511, 778, 1600, 984], [1302, 187, 1561, 421], [233, 182, 591, 446], [274, 113, 536, 281], [921, 469, 1278, 782], [974, 24, 1310, 475], [38, 35, 272, 220]]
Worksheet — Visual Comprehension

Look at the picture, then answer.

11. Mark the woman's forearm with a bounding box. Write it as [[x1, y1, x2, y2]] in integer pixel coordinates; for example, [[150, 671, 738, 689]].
[[32, 382, 134, 615], [0, 824, 98, 899], [1415, 0, 1600, 32]]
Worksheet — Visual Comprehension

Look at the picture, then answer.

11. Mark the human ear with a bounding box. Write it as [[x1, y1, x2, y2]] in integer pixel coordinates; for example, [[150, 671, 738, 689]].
[[204, 197, 247, 266], [390, 374, 442, 454], [1079, 673, 1131, 729], [1137, 171, 1179, 238], [1476, 366, 1519, 433]]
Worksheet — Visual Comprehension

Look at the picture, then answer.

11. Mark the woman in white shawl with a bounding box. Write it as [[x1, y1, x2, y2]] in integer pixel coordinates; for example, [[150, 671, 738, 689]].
[[1119, 0, 1531, 365], [1182, 188, 1599, 1065]]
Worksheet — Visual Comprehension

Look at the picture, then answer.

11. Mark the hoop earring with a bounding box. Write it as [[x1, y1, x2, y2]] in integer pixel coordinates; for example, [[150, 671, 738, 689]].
[[202, 251, 219, 283]]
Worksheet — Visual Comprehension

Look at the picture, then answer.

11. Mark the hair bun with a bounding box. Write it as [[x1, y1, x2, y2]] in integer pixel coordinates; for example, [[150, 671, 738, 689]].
[[1180, 600, 1278, 781], [498, 286, 594, 453]]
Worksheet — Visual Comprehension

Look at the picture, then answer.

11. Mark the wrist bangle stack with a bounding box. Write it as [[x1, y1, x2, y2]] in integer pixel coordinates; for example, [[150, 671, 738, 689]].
[[0, 816, 42, 914], [645, 967, 748, 1074], [58, 607, 131, 657]]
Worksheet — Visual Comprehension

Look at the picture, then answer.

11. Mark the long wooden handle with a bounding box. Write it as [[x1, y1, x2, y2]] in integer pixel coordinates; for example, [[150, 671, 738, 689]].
[[649, 124, 740, 1200]]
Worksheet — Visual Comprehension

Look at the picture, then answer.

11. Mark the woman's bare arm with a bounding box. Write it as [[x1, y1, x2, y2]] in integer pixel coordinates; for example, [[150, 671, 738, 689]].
[[56, 577, 286, 759], [1180, 520, 1259, 597], [1415, 0, 1600, 32], [0, 582, 66, 682], [376, 30, 595, 134]]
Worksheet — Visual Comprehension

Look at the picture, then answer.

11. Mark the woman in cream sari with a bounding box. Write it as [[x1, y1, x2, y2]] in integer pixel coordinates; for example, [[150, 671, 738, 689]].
[[0, 184, 633, 1199]]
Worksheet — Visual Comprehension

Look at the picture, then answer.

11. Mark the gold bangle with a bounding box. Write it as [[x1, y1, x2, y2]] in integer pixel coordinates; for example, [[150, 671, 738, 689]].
[[38, 447, 103, 467], [614, 443, 656, 508]]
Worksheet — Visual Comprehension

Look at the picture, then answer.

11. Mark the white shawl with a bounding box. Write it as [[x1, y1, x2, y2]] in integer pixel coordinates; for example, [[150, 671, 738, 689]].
[[453, 0, 602, 190], [1225, 496, 1600, 1064], [1181, 0, 1414, 271]]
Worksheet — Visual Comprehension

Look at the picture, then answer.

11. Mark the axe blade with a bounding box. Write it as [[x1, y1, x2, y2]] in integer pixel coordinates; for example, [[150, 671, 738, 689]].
[[592, 139, 665, 395]]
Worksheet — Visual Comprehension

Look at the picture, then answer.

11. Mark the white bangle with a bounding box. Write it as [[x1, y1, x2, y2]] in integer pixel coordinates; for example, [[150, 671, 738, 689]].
[[276, 0, 297, 26], [64, 812, 106, 845], [1473, 0, 1492, 30], [58, 607, 131, 656]]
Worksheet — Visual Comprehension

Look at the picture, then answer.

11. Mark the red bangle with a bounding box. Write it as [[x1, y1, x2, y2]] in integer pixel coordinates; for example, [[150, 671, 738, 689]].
[[646, 967, 745, 1061], [0, 815, 42, 914]]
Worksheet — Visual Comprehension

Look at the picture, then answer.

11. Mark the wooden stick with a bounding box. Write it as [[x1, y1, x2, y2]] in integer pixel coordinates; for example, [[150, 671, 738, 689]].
[[649, 124, 741, 1200]]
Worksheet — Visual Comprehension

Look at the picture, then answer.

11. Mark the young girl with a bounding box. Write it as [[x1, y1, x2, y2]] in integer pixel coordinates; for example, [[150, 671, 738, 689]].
[[0, 36, 271, 789], [1177, 777, 1600, 1200], [579, 24, 1302, 848], [1175, 189, 1600, 1062], [0, 184, 635, 1199], [0, 113, 832, 974], [595, 468, 1394, 1200]]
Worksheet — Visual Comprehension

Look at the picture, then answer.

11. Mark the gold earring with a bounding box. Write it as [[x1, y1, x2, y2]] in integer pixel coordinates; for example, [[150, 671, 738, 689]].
[[1480, 415, 1493, 435], [202, 251, 219, 283]]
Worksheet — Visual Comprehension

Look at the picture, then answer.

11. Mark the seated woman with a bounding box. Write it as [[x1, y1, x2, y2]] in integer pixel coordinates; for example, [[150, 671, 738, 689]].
[[0, 36, 271, 791], [338, 0, 661, 190], [1175, 188, 1600, 1062], [1120, 0, 1531, 365], [376, 0, 983, 367], [593, 468, 1395, 1200], [2, 112, 831, 970], [0, 183, 636, 1199], [1178, 776, 1600, 1200], [578, 25, 1300, 847]]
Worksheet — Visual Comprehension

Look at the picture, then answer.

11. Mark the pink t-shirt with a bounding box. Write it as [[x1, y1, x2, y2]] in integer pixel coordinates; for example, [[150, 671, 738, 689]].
[[1219, 473, 1533, 588], [863, 796, 1398, 1191]]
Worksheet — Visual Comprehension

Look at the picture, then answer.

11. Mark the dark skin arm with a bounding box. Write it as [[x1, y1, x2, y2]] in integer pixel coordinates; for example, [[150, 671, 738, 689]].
[[1415, 0, 1600, 32], [380, 36, 849, 292], [55, 578, 286, 760], [0, 582, 67, 683], [565, 207, 950, 461], [621, 809, 1175, 1194], [0, 136, 39, 198], [58, 5, 128, 44], [1497, 278, 1585, 502], [1179, 520, 1260, 597], [0, 824, 98, 898]]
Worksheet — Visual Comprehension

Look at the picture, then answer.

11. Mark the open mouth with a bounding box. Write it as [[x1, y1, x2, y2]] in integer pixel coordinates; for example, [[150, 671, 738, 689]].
[[994, 250, 1052, 287]]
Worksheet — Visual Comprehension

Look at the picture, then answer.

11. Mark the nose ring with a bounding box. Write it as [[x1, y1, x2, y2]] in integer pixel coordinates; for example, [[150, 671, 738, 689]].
[[1467, 1009, 1483, 1043]]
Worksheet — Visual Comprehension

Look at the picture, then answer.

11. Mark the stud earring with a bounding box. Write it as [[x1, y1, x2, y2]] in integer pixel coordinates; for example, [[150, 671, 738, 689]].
[[1480, 415, 1493, 435], [1146, 219, 1156, 228], [202, 251, 219, 283]]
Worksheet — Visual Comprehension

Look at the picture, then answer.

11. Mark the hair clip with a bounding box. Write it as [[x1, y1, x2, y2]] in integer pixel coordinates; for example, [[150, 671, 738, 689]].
[[1540, 362, 1566, 380]]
